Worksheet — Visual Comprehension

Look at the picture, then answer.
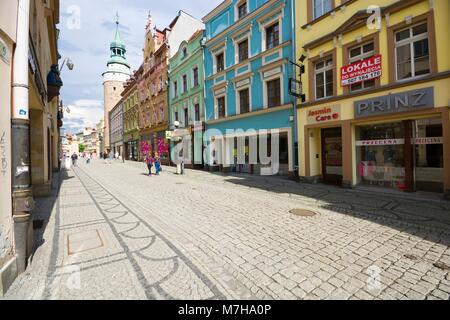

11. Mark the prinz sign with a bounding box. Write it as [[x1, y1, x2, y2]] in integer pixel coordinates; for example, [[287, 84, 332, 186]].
[[341, 55, 382, 87], [354, 87, 434, 118]]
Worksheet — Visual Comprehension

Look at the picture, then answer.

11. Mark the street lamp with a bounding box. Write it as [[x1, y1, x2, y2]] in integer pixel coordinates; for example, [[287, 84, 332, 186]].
[[60, 57, 74, 72]]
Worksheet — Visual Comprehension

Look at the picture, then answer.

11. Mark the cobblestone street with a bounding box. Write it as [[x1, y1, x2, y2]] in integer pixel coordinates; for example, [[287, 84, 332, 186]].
[[3, 160, 450, 300]]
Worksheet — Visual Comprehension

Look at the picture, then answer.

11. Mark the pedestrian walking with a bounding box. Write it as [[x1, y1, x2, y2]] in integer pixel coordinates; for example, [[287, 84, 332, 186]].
[[145, 153, 154, 176], [86, 153, 91, 164], [71, 153, 78, 167], [154, 152, 161, 175]]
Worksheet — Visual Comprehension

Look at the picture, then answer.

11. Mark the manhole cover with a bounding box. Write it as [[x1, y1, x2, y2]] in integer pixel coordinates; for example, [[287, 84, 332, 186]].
[[289, 209, 317, 217], [404, 254, 419, 261], [433, 262, 450, 271], [33, 220, 45, 230]]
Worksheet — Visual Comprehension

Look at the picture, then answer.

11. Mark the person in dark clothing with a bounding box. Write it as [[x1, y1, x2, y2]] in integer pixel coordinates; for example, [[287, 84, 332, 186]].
[[71, 153, 78, 166]]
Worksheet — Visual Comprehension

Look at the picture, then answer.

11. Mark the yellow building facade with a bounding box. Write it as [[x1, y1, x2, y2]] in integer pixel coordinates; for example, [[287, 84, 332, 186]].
[[296, 0, 450, 198]]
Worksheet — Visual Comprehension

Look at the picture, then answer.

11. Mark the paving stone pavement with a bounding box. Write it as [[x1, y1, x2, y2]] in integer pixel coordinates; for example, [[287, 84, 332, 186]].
[[2, 160, 450, 300]]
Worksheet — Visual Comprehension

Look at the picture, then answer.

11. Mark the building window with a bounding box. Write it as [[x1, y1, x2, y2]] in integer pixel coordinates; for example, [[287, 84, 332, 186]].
[[217, 96, 226, 118], [174, 81, 178, 97], [174, 111, 179, 122], [183, 108, 189, 126], [348, 42, 376, 92], [239, 88, 250, 114], [182, 47, 187, 58], [193, 67, 199, 87], [238, 39, 249, 63], [395, 22, 430, 81], [267, 78, 281, 108], [183, 74, 188, 93], [160, 106, 165, 122], [216, 52, 225, 73], [238, 1, 248, 19], [194, 103, 200, 122], [266, 22, 280, 50], [313, 0, 332, 20], [314, 57, 333, 100]]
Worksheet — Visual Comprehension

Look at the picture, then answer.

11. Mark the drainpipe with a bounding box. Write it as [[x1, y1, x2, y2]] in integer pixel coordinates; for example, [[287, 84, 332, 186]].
[[11, 0, 34, 274], [290, 0, 299, 173]]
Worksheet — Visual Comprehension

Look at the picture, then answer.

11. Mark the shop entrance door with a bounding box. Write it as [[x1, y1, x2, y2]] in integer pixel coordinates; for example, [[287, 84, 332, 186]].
[[413, 118, 444, 193], [321, 127, 343, 185]]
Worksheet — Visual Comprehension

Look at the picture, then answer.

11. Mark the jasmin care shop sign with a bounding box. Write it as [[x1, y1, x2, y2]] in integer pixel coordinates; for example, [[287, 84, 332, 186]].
[[341, 55, 382, 87], [307, 105, 341, 124]]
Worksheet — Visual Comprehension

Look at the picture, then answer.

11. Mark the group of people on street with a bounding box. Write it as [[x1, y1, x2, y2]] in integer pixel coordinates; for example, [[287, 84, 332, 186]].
[[67, 150, 164, 177], [145, 152, 161, 177]]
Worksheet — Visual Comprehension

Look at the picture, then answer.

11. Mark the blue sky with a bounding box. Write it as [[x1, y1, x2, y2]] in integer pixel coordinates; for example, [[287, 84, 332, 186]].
[[59, 0, 222, 134]]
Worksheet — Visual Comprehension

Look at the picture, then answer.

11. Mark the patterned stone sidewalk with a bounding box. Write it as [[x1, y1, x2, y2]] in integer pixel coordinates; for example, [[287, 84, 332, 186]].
[[2, 160, 450, 300]]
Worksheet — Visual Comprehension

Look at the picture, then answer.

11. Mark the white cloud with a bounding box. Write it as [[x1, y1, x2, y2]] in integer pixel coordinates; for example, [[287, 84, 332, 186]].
[[63, 99, 103, 134]]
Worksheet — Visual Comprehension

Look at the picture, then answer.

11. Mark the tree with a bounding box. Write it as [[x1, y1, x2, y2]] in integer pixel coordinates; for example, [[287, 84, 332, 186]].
[[79, 144, 86, 153]]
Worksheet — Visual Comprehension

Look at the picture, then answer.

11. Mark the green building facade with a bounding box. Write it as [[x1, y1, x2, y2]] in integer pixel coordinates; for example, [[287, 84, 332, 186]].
[[168, 29, 205, 168]]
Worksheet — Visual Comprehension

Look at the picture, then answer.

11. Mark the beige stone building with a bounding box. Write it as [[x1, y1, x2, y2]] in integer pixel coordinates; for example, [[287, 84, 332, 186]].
[[0, 0, 62, 295]]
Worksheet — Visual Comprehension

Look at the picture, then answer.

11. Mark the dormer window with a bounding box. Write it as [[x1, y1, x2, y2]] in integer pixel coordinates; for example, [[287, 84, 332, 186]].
[[238, 1, 248, 19], [182, 47, 187, 58]]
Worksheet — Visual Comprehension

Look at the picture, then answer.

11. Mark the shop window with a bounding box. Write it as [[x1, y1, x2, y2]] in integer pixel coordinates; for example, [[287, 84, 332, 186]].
[[348, 42, 376, 92], [238, 39, 249, 63], [265, 22, 280, 50], [239, 88, 250, 114], [356, 123, 406, 190], [314, 57, 333, 100], [313, 0, 332, 20], [267, 78, 281, 108], [395, 22, 430, 81]]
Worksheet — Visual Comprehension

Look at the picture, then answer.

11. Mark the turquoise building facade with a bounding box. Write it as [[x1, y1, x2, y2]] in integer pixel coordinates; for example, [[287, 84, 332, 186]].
[[203, 0, 296, 175], [168, 30, 206, 168]]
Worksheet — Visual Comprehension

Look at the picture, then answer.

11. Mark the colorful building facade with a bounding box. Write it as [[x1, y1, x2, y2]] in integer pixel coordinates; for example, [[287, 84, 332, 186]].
[[122, 72, 140, 161], [139, 12, 204, 164], [168, 29, 206, 168], [296, 0, 450, 198], [203, 0, 296, 175]]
